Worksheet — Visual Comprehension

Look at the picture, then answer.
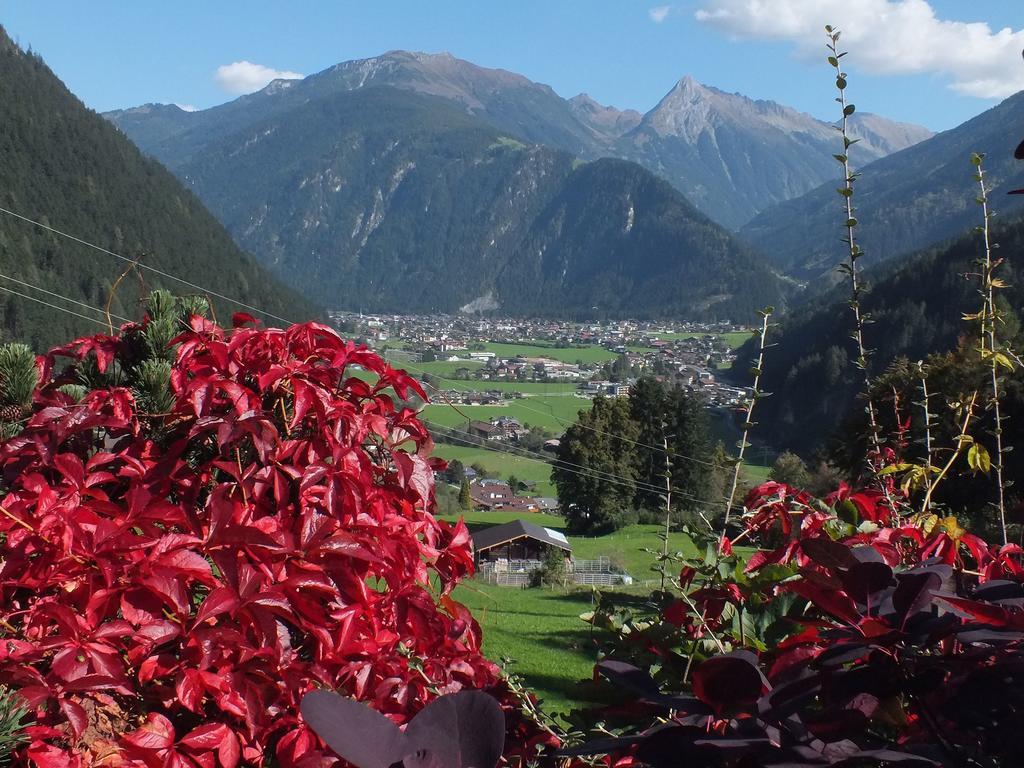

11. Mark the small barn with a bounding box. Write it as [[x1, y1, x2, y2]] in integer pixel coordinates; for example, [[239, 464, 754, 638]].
[[471, 520, 572, 568]]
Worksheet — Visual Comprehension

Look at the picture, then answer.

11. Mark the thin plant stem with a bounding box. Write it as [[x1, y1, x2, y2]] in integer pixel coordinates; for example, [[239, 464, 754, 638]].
[[918, 363, 935, 474], [922, 392, 978, 515], [661, 426, 672, 591], [719, 307, 772, 551], [826, 26, 897, 513], [972, 154, 1010, 545]]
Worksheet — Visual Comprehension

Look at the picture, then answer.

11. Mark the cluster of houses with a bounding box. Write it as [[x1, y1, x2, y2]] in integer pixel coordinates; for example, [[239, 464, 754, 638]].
[[466, 416, 526, 442], [467, 478, 559, 514], [328, 310, 742, 359]]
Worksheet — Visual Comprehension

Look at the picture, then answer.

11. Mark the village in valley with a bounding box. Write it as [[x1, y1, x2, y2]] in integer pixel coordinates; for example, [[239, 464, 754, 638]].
[[328, 309, 759, 587]]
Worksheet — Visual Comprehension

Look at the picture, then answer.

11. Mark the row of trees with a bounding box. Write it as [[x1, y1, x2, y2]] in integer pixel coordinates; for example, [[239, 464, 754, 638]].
[[552, 377, 720, 534]]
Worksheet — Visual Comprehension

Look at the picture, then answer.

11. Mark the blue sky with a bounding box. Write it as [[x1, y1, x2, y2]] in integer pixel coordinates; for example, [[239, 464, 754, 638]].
[[4, 1, 1024, 130]]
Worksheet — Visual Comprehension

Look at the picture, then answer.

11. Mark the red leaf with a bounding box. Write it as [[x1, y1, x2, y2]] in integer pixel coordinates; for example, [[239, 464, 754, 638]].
[[787, 579, 862, 625], [123, 712, 176, 750]]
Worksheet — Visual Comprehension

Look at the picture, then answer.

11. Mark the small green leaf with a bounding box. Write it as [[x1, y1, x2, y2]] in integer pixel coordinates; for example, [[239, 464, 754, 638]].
[[967, 443, 991, 474], [843, 104, 856, 116], [827, 55, 839, 67]]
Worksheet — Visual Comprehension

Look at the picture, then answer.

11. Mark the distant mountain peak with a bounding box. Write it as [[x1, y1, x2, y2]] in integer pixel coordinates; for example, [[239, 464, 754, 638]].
[[567, 93, 642, 139]]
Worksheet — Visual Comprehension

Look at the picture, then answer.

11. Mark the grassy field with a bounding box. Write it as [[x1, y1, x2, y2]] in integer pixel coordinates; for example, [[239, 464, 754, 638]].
[[404, 359, 484, 377], [452, 581, 616, 714], [483, 342, 618, 364], [431, 379, 579, 394], [422, 394, 591, 433], [441, 515, 698, 714], [441, 509, 566, 530], [433, 445, 558, 496]]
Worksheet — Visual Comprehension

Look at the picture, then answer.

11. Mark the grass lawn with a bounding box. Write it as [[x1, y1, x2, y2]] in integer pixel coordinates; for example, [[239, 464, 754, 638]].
[[439, 509, 566, 530], [446, 518, 698, 715], [430, 379, 579, 394], [401, 360, 484, 378], [742, 462, 772, 484], [422, 394, 591, 433], [483, 342, 618, 364], [432, 444, 557, 496], [452, 581, 624, 715]]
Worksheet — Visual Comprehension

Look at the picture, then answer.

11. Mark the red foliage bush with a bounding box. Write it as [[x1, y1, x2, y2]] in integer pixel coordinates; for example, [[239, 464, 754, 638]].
[[574, 481, 1024, 766], [0, 316, 515, 766]]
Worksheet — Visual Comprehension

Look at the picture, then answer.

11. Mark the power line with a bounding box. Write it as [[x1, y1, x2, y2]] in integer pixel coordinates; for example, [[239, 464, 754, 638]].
[[0, 284, 115, 329], [0, 274, 721, 513], [0, 205, 295, 326], [427, 419, 714, 506], [0, 271, 130, 324]]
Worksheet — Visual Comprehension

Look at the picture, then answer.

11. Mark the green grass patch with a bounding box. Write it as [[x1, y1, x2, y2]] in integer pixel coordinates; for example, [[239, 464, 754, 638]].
[[742, 463, 772, 484], [438, 509, 566, 530], [402, 360, 484, 377], [422, 394, 591, 433], [482, 342, 618, 364], [430, 379, 579, 394], [451, 582, 609, 715], [432, 445, 557, 496], [438, 514, 698, 713]]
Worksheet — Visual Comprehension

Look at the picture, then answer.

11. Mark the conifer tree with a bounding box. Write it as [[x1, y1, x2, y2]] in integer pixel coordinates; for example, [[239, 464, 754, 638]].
[[0, 343, 38, 437]]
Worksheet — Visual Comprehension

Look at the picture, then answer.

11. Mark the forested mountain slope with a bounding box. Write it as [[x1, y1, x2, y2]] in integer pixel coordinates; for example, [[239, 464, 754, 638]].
[[0, 26, 316, 349], [735, 209, 1024, 454]]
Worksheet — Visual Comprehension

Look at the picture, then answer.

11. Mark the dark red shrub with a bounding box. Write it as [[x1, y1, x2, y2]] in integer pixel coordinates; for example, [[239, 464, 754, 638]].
[[0, 317, 517, 766]]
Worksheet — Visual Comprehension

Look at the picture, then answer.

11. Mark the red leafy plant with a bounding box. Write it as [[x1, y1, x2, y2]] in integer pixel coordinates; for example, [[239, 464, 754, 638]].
[[571, 481, 1024, 767], [0, 309, 523, 766]]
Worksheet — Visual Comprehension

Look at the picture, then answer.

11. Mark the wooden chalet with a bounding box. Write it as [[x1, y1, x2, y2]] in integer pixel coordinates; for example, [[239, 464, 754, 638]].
[[471, 520, 572, 566]]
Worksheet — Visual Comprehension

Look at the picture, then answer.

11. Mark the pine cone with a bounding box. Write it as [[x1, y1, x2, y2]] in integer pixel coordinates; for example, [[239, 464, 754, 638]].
[[0, 404, 23, 423]]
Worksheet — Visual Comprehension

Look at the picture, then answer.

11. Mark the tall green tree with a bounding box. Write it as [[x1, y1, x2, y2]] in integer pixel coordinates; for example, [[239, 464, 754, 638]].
[[553, 395, 638, 534], [664, 386, 713, 509], [458, 478, 472, 511], [629, 377, 669, 511], [628, 377, 713, 514]]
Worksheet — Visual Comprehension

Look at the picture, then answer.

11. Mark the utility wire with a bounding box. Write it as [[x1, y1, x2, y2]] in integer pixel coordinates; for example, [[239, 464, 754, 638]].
[[0, 271, 130, 324], [0, 274, 720, 511], [0, 285, 116, 329], [0, 205, 294, 326], [427, 419, 715, 505]]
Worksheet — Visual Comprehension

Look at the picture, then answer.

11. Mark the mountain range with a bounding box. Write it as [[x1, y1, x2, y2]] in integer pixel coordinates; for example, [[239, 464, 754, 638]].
[[107, 82, 788, 320], [0, 27, 315, 349], [108, 51, 931, 230]]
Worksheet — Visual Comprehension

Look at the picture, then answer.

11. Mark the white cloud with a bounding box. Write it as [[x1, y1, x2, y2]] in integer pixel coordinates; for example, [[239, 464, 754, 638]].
[[214, 60, 304, 95], [174, 103, 198, 112], [695, 0, 1024, 98], [649, 5, 672, 23]]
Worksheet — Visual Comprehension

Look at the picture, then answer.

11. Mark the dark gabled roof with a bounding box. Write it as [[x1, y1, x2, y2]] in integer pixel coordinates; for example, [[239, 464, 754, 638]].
[[471, 519, 572, 553]]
